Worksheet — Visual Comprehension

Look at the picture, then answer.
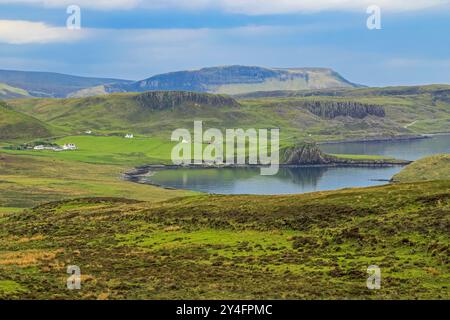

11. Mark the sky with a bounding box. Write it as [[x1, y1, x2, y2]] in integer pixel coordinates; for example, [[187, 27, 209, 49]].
[[0, 0, 450, 86]]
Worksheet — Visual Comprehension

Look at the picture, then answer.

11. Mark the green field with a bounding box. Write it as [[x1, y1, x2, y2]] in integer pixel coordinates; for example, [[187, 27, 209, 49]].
[[2, 136, 178, 165], [0, 180, 448, 299]]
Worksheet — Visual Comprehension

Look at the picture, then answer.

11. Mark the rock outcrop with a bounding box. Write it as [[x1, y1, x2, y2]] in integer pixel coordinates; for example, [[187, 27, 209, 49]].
[[134, 91, 240, 110], [300, 101, 385, 119], [280, 142, 410, 166], [281, 143, 333, 165]]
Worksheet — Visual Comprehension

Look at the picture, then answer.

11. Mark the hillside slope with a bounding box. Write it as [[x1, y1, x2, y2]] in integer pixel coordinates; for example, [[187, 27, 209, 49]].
[[8, 86, 449, 141], [7, 91, 244, 136], [1, 180, 448, 299], [393, 154, 450, 182], [0, 101, 57, 141]]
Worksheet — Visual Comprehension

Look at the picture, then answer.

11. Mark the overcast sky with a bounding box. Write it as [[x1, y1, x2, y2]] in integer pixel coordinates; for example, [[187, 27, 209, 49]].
[[1, 0, 450, 86]]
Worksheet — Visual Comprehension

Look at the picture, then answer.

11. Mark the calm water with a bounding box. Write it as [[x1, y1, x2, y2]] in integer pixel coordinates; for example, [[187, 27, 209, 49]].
[[321, 134, 450, 161], [147, 134, 450, 195]]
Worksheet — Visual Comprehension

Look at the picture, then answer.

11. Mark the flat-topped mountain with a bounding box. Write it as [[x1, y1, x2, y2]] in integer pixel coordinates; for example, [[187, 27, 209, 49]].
[[103, 65, 359, 96], [51, 65, 361, 98]]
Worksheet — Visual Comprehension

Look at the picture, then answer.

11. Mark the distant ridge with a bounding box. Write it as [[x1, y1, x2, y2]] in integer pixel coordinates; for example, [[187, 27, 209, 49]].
[[0, 69, 133, 98], [0, 66, 361, 99]]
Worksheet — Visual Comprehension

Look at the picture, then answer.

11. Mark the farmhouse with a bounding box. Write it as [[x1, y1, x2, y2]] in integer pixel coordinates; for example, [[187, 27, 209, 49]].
[[125, 134, 134, 139], [63, 143, 77, 150]]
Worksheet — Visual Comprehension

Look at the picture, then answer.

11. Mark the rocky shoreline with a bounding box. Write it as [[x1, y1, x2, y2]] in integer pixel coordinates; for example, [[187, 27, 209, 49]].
[[123, 159, 411, 186], [122, 141, 413, 187]]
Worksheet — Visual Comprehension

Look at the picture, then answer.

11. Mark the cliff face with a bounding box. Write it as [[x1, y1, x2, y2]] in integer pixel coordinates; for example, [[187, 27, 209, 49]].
[[300, 101, 385, 119], [134, 91, 240, 110], [281, 143, 333, 165]]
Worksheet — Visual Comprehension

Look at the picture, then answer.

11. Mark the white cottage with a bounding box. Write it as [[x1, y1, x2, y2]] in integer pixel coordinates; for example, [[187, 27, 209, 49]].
[[63, 143, 77, 150]]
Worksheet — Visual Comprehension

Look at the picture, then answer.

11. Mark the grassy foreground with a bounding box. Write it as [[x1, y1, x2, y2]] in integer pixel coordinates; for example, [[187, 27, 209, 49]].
[[393, 154, 450, 183], [0, 153, 194, 210], [0, 180, 448, 299]]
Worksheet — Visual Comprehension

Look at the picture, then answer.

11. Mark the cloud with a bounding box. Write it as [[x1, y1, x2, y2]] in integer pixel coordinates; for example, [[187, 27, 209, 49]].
[[0, 0, 449, 13], [146, 0, 450, 14], [0, 20, 90, 44], [0, 0, 139, 10], [221, 0, 450, 14]]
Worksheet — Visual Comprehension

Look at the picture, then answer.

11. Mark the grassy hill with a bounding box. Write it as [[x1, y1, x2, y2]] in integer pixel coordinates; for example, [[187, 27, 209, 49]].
[[0, 101, 59, 141], [7, 86, 450, 142], [7, 91, 246, 138], [235, 84, 450, 99], [393, 154, 450, 182], [0, 180, 448, 299]]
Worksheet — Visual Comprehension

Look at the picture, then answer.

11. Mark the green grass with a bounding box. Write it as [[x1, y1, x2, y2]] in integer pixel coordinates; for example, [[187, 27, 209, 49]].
[[0, 280, 28, 295], [0, 208, 23, 214], [1, 135, 177, 165], [0, 101, 60, 142], [0, 152, 194, 209], [0, 180, 448, 299], [1, 87, 449, 300], [393, 154, 450, 182], [7, 85, 450, 144]]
